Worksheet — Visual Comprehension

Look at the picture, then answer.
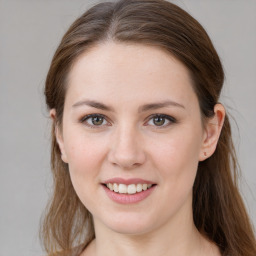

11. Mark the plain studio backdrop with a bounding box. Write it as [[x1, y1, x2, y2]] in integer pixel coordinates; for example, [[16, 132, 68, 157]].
[[0, 0, 255, 255]]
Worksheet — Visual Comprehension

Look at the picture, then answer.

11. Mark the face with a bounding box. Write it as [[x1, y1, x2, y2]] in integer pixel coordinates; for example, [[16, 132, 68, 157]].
[[56, 42, 209, 235]]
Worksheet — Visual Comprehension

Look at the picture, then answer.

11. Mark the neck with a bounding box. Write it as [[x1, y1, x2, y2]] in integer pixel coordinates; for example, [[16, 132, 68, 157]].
[[84, 200, 218, 256], [94, 222, 201, 256]]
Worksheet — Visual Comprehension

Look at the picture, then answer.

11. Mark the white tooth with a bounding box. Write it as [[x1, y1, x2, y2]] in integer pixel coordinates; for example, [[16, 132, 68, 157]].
[[119, 184, 127, 194], [127, 184, 136, 194], [147, 184, 152, 188], [136, 184, 143, 192], [142, 184, 148, 191], [106, 183, 109, 188], [108, 183, 113, 191], [113, 183, 119, 192]]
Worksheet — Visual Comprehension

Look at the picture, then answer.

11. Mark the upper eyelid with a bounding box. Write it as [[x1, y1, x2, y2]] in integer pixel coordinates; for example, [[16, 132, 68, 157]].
[[146, 113, 175, 120]]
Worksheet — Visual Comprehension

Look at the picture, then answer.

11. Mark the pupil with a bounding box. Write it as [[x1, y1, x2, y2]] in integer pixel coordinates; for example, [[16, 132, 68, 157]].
[[154, 117, 165, 126], [92, 116, 103, 125]]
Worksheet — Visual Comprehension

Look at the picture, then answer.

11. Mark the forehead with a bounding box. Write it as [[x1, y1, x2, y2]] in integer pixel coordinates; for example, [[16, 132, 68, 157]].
[[66, 42, 197, 109]]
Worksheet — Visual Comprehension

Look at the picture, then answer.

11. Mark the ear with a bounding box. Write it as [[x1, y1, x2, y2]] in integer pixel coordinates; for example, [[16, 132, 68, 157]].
[[50, 109, 68, 163], [199, 104, 225, 161]]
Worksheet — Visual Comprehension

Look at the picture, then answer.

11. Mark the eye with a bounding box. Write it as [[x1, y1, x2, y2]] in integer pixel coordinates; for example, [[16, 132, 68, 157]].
[[80, 113, 176, 129], [146, 114, 176, 127], [80, 114, 109, 128]]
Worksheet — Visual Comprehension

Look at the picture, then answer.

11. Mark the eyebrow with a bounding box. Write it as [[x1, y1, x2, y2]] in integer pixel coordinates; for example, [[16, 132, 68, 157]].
[[138, 101, 185, 113], [72, 100, 114, 111], [72, 99, 185, 112]]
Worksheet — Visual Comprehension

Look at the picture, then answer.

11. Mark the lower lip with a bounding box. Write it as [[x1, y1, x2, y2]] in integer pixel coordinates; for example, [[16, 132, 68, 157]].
[[102, 185, 156, 204]]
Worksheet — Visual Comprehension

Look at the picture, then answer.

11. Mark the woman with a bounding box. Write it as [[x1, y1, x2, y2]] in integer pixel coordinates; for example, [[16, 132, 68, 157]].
[[41, 0, 256, 255]]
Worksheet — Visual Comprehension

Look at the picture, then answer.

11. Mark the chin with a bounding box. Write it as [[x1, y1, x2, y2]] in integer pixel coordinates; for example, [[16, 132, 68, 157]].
[[110, 223, 153, 236], [98, 211, 159, 235]]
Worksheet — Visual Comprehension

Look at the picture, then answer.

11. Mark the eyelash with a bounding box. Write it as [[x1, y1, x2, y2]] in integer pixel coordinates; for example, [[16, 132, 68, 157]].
[[80, 113, 177, 129]]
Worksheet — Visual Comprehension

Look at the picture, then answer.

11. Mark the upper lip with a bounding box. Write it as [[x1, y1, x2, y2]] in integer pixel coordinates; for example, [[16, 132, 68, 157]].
[[103, 177, 156, 185]]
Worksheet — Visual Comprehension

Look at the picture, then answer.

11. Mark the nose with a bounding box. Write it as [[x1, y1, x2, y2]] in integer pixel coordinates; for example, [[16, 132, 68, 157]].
[[107, 124, 146, 169]]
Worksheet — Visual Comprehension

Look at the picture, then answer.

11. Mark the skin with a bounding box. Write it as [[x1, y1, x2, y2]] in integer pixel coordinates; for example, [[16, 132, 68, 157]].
[[52, 42, 225, 256]]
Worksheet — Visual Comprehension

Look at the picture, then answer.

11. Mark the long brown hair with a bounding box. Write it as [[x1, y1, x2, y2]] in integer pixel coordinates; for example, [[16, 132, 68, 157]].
[[41, 0, 256, 255]]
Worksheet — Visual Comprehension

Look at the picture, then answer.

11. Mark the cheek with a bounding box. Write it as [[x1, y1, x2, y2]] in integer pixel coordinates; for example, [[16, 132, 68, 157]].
[[62, 130, 108, 192], [149, 126, 202, 184], [63, 134, 109, 208], [148, 132, 201, 216], [64, 130, 107, 170]]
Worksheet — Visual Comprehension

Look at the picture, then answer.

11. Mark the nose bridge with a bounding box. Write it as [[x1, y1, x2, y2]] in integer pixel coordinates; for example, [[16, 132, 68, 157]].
[[108, 121, 145, 168]]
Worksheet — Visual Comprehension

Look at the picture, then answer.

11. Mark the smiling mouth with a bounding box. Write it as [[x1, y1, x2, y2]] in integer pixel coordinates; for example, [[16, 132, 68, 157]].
[[103, 183, 156, 194]]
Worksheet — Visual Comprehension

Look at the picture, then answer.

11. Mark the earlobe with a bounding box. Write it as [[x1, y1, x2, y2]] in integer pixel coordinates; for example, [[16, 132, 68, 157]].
[[199, 104, 225, 161], [49, 109, 68, 163]]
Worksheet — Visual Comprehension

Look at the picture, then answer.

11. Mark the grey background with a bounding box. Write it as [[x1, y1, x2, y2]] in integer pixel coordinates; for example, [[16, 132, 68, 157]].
[[0, 0, 255, 255]]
